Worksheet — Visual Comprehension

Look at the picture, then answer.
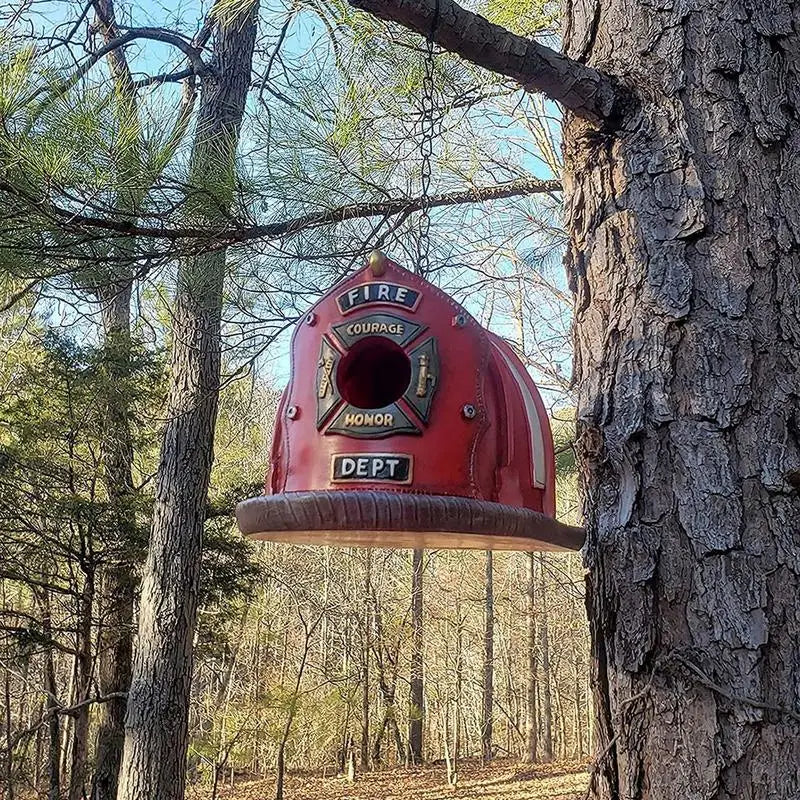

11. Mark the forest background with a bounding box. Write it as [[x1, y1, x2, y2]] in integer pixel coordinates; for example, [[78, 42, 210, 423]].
[[0, 0, 589, 798]]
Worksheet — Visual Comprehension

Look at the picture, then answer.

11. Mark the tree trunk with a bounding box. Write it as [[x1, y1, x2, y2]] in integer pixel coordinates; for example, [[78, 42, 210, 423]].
[[39, 591, 61, 800], [408, 548, 424, 765], [574, 648, 584, 759], [537, 557, 552, 762], [524, 552, 538, 763], [371, 682, 404, 765], [453, 606, 462, 774], [68, 571, 94, 800], [117, 7, 259, 800], [561, 2, 800, 797], [92, 283, 136, 800], [481, 550, 494, 763], [4, 662, 14, 800], [360, 550, 371, 772]]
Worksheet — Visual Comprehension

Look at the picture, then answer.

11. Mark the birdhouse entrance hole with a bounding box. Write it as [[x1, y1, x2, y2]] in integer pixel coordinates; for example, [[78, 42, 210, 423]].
[[337, 336, 411, 410]]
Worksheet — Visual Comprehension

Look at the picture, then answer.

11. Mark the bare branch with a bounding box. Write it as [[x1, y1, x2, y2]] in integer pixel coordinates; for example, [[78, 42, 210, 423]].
[[0, 177, 560, 248]]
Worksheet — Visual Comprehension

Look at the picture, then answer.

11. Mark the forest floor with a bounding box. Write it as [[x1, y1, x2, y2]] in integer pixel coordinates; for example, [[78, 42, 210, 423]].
[[191, 758, 590, 800]]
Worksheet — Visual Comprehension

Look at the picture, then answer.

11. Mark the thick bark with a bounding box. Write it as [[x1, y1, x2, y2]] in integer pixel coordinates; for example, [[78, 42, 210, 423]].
[[91, 7, 138, 797], [117, 6, 259, 800], [524, 552, 538, 763], [408, 548, 424, 765], [481, 551, 494, 763], [560, 1, 800, 797]]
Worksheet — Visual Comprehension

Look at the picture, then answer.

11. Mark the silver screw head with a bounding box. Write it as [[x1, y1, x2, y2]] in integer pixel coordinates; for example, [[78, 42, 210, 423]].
[[287, 405, 299, 420], [452, 314, 467, 328], [462, 404, 476, 419], [305, 312, 317, 326]]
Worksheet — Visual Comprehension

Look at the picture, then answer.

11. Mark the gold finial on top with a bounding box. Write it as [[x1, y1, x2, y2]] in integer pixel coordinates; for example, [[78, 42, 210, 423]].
[[368, 249, 387, 277]]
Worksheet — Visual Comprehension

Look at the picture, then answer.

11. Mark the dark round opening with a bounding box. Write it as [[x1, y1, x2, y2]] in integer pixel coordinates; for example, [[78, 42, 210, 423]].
[[337, 336, 412, 410]]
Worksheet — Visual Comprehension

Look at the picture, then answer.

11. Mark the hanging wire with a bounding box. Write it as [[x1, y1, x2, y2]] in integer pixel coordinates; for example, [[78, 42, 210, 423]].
[[415, 0, 441, 277]]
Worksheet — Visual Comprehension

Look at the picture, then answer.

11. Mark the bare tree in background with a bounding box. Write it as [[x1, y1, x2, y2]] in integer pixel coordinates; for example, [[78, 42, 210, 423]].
[[481, 551, 494, 763], [524, 552, 538, 764], [408, 548, 424, 765]]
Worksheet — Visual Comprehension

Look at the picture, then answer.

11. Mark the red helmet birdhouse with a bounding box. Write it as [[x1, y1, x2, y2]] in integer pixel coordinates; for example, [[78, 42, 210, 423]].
[[236, 252, 583, 551]]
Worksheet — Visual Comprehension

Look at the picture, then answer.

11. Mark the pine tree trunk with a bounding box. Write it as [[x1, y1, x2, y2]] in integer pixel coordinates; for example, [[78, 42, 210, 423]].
[[561, 1, 800, 797], [524, 552, 538, 763], [117, 8, 259, 800], [408, 548, 424, 765], [481, 550, 494, 763]]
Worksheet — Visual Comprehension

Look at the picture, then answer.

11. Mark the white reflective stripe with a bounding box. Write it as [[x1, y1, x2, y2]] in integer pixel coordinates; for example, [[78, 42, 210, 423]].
[[491, 343, 547, 489]]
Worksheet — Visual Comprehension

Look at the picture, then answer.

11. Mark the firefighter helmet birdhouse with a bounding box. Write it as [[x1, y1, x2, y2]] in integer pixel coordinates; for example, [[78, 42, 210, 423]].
[[236, 252, 584, 551]]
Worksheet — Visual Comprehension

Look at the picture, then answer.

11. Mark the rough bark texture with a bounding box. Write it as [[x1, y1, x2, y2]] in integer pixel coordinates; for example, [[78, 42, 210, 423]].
[[408, 548, 424, 764], [91, 3, 141, 789], [560, 1, 800, 797], [481, 551, 494, 762], [117, 7, 259, 800]]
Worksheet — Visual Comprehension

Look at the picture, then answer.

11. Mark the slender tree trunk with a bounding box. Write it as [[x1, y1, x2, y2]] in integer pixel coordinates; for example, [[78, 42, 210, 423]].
[[4, 663, 13, 800], [371, 681, 404, 765], [524, 552, 538, 763], [39, 591, 61, 800], [92, 284, 136, 800], [453, 606, 462, 770], [481, 551, 494, 763], [537, 557, 553, 762], [408, 548, 424, 765], [360, 550, 371, 772], [91, 0, 189, 793], [573, 641, 584, 759], [68, 571, 94, 800], [117, 7, 259, 800]]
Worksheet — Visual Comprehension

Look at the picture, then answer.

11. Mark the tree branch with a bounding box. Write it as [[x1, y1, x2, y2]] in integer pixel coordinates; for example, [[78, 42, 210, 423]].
[[0, 176, 560, 246], [347, 0, 620, 126]]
